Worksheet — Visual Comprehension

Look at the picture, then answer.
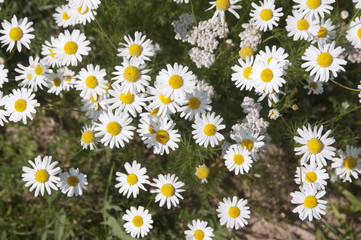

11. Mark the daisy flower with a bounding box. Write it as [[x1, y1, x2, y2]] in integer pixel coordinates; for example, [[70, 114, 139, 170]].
[[0, 92, 8, 126], [122, 206, 153, 238], [0, 15, 34, 52], [285, 10, 318, 41], [68, 5, 96, 25], [147, 86, 181, 118], [60, 67, 76, 91], [115, 160, 150, 198], [137, 113, 159, 141], [53, 29, 91, 66], [331, 145, 361, 182], [94, 108, 135, 148], [184, 219, 214, 240], [301, 41, 347, 82], [41, 37, 60, 68], [294, 124, 336, 167], [346, 17, 361, 49], [295, 161, 329, 190], [179, 89, 212, 120], [22, 155, 61, 197], [195, 165, 210, 183], [293, 0, 335, 20], [68, 0, 101, 13], [250, 0, 284, 32], [217, 196, 251, 230], [231, 126, 265, 161], [304, 76, 324, 95], [53, 5, 75, 28], [206, 0, 242, 23], [156, 63, 196, 100], [291, 185, 327, 221], [4, 88, 40, 124], [75, 64, 107, 100], [81, 97, 108, 121], [256, 45, 290, 70], [268, 108, 281, 120], [118, 31, 154, 64], [46, 72, 66, 95], [354, 0, 361, 9], [0, 64, 8, 88], [144, 117, 181, 155], [151, 173, 185, 209], [58, 168, 88, 197], [112, 58, 151, 94], [312, 19, 336, 45], [192, 112, 225, 148], [80, 124, 97, 150], [224, 144, 253, 175], [231, 56, 255, 91]]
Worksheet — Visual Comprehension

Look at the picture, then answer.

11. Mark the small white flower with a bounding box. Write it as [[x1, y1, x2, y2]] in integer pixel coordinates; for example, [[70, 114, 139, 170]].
[[122, 206, 153, 238], [192, 112, 225, 148], [268, 108, 280, 120], [216, 196, 251, 229], [331, 145, 361, 182], [184, 219, 214, 240], [58, 168, 88, 197]]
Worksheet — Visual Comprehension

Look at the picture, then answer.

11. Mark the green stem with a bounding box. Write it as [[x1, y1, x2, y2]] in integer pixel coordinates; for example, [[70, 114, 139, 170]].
[[61, 149, 84, 167], [336, 9, 360, 43], [330, 78, 361, 92], [6, 49, 15, 61], [94, 17, 117, 51], [189, 0, 197, 25], [318, 105, 361, 126]]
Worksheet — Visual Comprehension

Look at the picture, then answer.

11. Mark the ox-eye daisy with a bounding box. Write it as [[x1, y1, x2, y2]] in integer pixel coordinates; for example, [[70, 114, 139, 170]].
[[58, 168, 88, 197], [256, 45, 290, 70], [179, 89, 212, 120], [80, 124, 97, 150], [294, 124, 336, 167], [195, 165, 210, 183], [304, 76, 324, 95], [293, 0, 335, 20], [285, 10, 318, 41], [192, 112, 225, 148], [41, 37, 60, 68], [331, 145, 361, 182], [53, 5, 75, 28], [224, 144, 253, 175], [75, 64, 107, 100], [206, 0, 242, 23], [185, 219, 214, 240], [22, 155, 61, 197], [346, 17, 361, 49], [0, 64, 8, 88], [250, 0, 284, 32], [147, 86, 181, 118], [68, 5, 96, 25], [122, 206, 153, 238], [115, 160, 150, 198], [151, 173, 185, 209], [231, 56, 255, 91], [295, 161, 329, 190], [118, 31, 154, 64], [291, 185, 327, 221], [217, 196, 250, 230], [46, 72, 66, 95], [0, 15, 34, 52], [313, 19, 336, 45], [301, 41, 347, 82]]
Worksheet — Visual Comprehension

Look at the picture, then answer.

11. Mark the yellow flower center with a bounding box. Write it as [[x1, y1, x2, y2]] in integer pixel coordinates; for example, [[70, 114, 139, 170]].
[[65, 75, 71, 82], [126, 173, 138, 185], [239, 46, 254, 60], [309, 82, 318, 90], [233, 154, 244, 165], [194, 230, 205, 240], [317, 52, 333, 68], [103, 82, 112, 93], [64, 41, 78, 55], [160, 94, 172, 104], [344, 156, 357, 170], [50, 49, 56, 58], [85, 76, 98, 89], [155, 130, 169, 144], [305, 171, 317, 183], [77, 7, 89, 14], [9, 27, 23, 41], [123, 66, 140, 82], [188, 97, 201, 109], [196, 166, 210, 179], [358, 28, 361, 39], [151, 108, 159, 117], [228, 206, 240, 218], [82, 130, 95, 143], [120, 92, 134, 104], [62, 12, 70, 20], [304, 196, 317, 208], [34, 65, 43, 76], [216, 0, 230, 11], [67, 176, 79, 187], [243, 66, 252, 80], [35, 169, 49, 183], [161, 183, 175, 197], [129, 44, 142, 57], [106, 122, 121, 136], [241, 139, 254, 151], [306, 0, 321, 9], [53, 77, 61, 86], [260, 68, 273, 82], [169, 75, 183, 89], [14, 99, 27, 112], [260, 9, 273, 21], [297, 19, 309, 31], [148, 125, 156, 134], [132, 216, 143, 227], [317, 27, 327, 38], [307, 138, 323, 154], [204, 124, 216, 136]]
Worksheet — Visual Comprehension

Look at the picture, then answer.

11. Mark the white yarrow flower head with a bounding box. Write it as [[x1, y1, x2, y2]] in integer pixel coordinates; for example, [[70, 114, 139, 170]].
[[231, 56, 255, 91], [301, 41, 347, 82], [75, 64, 107, 100], [151, 173, 185, 209], [94, 108, 135, 148], [216, 196, 251, 230], [80, 124, 97, 150], [206, 0, 242, 24], [293, 0, 335, 20], [115, 160, 150, 198], [4, 88, 40, 124], [290, 185, 327, 221], [331, 145, 361, 182], [58, 168, 88, 197], [184, 219, 215, 240], [192, 112, 226, 148], [346, 17, 361, 49], [250, 0, 284, 32], [122, 206, 153, 238], [294, 161, 329, 190], [22, 155, 61, 197], [54, 29, 91, 66], [224, 144, 253, 175], [53, 5, 75, 28], [179, 89, 212, 120], [195, 165, 210, 183], [0, 64, 8, 88], [0, 15, 34, 52], [304, 76, 324, 95], [118, 31, 155, 64], [294, 124, 336, 167]]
